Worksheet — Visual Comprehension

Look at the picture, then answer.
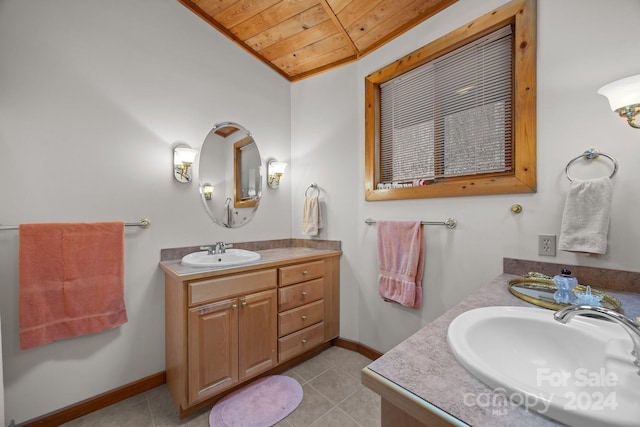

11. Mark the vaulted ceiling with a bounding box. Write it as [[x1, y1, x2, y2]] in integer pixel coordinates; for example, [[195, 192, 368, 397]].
[[178, 0, 459, 81]]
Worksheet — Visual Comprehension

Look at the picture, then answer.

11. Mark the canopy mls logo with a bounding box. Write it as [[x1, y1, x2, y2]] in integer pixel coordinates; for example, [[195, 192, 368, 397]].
[[462, 367, 620, 416], [462, 387, 551, 417]]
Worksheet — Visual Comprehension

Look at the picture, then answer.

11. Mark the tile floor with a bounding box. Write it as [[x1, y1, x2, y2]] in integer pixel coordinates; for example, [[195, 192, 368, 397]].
[[61, 346, 381, 427]]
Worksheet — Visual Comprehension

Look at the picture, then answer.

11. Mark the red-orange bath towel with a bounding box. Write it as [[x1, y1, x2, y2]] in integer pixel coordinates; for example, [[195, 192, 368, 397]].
[[19, 222, 128, 350]]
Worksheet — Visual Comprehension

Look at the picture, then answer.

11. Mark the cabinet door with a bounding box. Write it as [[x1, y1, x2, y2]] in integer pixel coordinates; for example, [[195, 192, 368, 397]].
[[239, 289, 277, 381], [188, 298, 239, 403]]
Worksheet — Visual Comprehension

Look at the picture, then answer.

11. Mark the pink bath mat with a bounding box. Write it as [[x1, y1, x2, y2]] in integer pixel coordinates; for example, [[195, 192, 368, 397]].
[[209, 375, 303, 427]]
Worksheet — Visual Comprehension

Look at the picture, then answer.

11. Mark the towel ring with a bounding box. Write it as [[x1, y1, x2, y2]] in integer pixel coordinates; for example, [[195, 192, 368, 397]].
[[565, 148, 618, 182], [305, 183, 320, 197]]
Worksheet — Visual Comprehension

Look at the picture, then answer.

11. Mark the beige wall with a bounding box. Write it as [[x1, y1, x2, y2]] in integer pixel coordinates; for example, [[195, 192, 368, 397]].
[[291, 0, 640, 352], [0, 0, 291, 422], [2, 0, 640, 423]]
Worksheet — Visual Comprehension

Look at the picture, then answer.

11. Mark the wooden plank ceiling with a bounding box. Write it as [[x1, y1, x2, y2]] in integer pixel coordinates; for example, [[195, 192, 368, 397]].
[[178, 0, 459, 81]]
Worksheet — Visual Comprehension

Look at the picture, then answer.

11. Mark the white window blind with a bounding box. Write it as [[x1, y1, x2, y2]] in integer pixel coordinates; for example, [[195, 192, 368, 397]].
[[379, 25, 513, 183]]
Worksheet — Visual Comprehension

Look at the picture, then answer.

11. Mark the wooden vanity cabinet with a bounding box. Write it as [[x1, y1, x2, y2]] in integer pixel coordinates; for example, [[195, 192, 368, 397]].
[[187, 288, 277, 403], [164, 253, 340, 417], [165, 268, 277, 412], [277, 259, 339, 362]]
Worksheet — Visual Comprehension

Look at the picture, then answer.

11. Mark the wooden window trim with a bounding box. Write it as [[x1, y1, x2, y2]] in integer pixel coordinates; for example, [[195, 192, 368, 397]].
[[364, 0, 536, 201]]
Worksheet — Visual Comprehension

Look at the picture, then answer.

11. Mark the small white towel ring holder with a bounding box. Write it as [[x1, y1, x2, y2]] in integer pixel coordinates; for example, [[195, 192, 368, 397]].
[[305, 183, 320, 197], [564, 148, 618, 182]]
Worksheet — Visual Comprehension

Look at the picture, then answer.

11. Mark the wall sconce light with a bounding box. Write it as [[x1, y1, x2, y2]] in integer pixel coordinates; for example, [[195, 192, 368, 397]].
[[598, 74, 640, 129], [201, 183, 214, 200], [173, 145, 198, 183], [267, 160, 287, 188]]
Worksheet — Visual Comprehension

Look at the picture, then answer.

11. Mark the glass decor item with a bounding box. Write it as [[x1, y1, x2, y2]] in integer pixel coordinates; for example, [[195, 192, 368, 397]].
[[552, 269, 578, 304]]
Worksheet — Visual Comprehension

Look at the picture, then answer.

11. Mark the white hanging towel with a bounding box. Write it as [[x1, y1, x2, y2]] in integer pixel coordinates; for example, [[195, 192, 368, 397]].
[[302, 196, 323, 235], [558, 176, 613, 255]]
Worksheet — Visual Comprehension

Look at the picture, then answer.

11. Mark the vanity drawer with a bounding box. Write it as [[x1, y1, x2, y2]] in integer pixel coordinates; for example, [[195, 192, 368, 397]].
[[278, 322, 324, 362], [189, 269, 277, 306], [278, 278, 323, 311], [278, 299, 324, 337], [279, 261, 325, 287]]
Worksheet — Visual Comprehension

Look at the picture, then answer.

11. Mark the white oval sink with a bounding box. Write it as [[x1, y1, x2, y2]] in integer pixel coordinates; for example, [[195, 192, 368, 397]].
[[181, 249, 261, 268], [447, 306, 640, 427]]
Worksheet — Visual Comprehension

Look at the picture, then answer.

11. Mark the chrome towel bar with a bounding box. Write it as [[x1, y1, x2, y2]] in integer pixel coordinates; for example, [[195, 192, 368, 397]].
[[365, 217, 457, 229], [0, 218, 151, 231]]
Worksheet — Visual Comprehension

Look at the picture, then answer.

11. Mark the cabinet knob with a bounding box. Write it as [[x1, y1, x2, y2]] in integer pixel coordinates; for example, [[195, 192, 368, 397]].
[[231, 304, 238, 309], [241, 301, 247, 308], [301, 291, 307, 297], [302, 339, 307, 344], [301, 315, 307, 321], [302, 270, 308, 275]]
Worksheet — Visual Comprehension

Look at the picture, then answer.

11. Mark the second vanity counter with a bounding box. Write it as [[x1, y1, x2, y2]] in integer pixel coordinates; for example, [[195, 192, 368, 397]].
[[363, 272, 640, 427]]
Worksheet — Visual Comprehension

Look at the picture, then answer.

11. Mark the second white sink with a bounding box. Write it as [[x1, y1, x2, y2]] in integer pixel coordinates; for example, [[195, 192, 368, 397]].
[[181, 249, 261, 268], [447, 306, 640, 427]]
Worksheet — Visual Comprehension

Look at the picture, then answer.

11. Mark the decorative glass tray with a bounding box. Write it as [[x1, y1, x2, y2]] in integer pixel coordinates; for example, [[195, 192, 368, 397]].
[[508, 273, 621, 311]]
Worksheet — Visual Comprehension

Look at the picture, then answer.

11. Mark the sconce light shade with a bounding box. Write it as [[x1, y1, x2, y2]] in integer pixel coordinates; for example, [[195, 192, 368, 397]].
[[201, 183, 214, 200], [267, 160, 287, 188], [173, 145, 198, 183], [597, 74, 640, 129]]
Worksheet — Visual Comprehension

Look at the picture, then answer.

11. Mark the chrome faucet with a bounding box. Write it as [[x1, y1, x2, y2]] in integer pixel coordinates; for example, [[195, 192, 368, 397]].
[[200, 245, 214, 255], [215, 241, 225, 254], [200, 242, 233, 255], [554, 305, 640, 375]]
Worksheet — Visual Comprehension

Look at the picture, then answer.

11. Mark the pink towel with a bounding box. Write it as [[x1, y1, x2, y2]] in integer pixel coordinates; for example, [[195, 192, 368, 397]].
[[19, 222, 128, 350], [377, 220, 424, 308]]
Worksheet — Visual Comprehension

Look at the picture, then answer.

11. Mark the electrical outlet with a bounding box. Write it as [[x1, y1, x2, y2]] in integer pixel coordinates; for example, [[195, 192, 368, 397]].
[[538, 234, 557, 256]]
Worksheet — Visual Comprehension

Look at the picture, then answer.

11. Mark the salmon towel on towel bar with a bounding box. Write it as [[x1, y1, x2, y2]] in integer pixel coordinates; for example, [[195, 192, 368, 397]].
[[377, 220, 424, 309], [19, 222, 128, 350]]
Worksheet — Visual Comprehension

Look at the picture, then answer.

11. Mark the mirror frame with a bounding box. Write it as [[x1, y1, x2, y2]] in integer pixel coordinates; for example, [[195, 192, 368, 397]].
[[234, 136, 259, 208]]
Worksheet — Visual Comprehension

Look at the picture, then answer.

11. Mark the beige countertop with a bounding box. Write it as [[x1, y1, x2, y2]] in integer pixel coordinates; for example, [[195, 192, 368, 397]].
[[363, 273, 640, 427], [160, 247, 342, 281]]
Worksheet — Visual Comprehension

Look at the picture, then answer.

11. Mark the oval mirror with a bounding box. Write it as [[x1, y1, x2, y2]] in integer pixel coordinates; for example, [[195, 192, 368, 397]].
[[198, 122, 262, 228]]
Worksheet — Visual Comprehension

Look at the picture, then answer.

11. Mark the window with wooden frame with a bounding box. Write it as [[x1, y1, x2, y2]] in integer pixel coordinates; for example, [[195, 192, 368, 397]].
[[365, 0, 536, 201]]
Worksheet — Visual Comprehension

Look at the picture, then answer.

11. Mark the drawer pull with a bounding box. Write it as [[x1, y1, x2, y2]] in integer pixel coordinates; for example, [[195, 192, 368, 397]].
[[301, 315, 307, 321], [302, 339, 307, 344], [302, 270, 308, 275], [301, 291, 307, 297]]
